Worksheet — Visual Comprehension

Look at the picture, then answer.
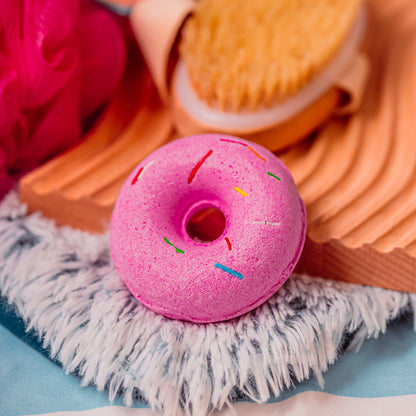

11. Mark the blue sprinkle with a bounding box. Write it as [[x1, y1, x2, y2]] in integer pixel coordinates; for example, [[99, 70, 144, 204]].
[[214, 263, 244, 280]]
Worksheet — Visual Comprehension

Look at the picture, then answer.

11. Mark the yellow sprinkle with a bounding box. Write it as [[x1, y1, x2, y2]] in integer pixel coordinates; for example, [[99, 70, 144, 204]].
[[234, 186, 248, 197]]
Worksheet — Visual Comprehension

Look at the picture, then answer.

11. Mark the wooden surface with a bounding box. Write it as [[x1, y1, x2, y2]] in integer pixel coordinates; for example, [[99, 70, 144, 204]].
[[20, 0, 416, 292], [288, 0, 416, 291]]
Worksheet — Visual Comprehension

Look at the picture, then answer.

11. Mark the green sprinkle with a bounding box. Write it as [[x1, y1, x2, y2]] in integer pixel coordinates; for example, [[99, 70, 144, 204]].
[[267, 172, 281, 181], [164, 238, 184, 254]]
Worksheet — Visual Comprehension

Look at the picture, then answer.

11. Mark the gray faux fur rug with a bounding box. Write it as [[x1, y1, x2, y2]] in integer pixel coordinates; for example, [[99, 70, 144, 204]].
[[0, 191, 415, 416]]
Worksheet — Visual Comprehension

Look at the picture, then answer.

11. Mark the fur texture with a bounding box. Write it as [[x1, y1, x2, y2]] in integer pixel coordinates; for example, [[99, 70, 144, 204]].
[[0, 191, 415, 416]]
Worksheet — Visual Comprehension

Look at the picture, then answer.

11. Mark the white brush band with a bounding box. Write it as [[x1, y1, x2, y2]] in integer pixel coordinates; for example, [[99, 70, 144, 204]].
[[174, 7, 366, 132]]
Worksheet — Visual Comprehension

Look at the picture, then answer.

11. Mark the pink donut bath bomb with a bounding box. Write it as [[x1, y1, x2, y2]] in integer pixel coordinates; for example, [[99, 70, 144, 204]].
[[110, 134, 306, 323]]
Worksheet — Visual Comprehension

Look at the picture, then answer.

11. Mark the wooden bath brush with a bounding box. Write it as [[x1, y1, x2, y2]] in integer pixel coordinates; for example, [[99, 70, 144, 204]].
[[171, 0, 368, 151]]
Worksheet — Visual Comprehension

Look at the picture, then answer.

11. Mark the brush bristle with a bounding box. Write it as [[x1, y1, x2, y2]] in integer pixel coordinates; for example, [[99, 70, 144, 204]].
[[180, 0, 362, 112]]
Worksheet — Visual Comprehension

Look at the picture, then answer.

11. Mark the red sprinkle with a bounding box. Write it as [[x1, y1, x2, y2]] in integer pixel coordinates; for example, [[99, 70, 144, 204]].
[[220, 138, 248, 146], [131, 167, 144, 185], [225, 236, 232, 251], [188, 150, 213, 184]]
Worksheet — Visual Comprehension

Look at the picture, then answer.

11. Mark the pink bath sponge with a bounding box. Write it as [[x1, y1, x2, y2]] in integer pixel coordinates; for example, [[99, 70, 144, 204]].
[[110, 134, 306, 322]]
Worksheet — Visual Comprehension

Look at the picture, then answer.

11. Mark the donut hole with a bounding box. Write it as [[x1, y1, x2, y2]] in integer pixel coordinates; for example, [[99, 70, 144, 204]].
[[186, 207, 226, 243]]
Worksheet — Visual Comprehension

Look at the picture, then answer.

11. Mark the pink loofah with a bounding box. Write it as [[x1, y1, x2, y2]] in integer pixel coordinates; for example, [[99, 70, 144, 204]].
[[110, 134, 306, 323], [0, 0, 126, 199]]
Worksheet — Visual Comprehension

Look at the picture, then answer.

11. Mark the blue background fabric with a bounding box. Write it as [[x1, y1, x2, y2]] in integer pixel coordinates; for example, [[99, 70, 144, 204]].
[[1, 318, 415, 415]]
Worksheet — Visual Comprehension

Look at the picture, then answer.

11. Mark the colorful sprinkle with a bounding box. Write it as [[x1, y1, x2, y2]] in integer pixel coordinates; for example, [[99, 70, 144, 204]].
[[219, 138, 267, 163], [214, 263, 243, 279], [234, 186, 248, 197], [267, 172, 281, 181], [247, 146, 267, 162], [164, 238, 184, 254], [188, 150, 213, 184], [131, 167, 143, 185], [253, 221, 281, 226], [219, 138, 248, 146], [225, 237, 232, 251], [131, 160, 155, 185]]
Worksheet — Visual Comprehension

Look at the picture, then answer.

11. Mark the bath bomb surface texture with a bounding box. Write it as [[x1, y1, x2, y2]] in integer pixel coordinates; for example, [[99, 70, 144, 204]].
[[110, 134, 306, 322]]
